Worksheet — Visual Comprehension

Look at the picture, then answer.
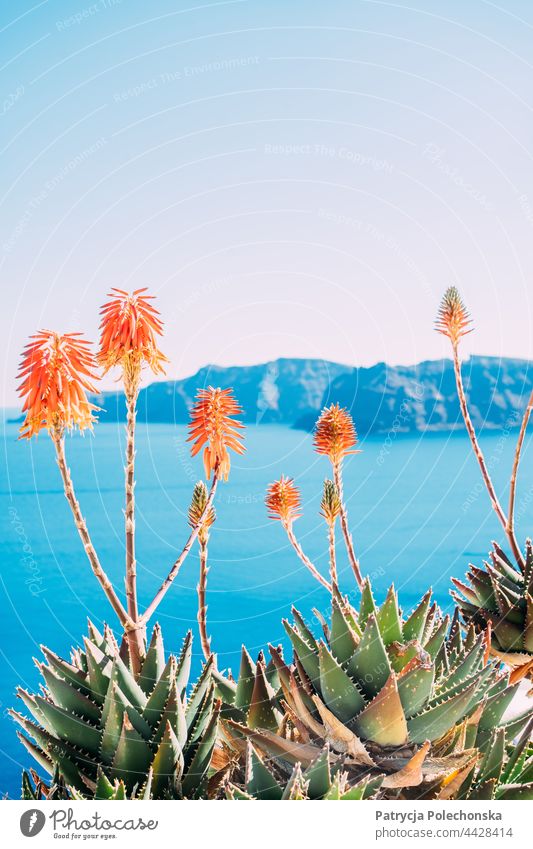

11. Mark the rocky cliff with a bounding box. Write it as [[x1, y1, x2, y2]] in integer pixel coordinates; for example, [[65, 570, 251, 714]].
[[91, 356, 532, 434]]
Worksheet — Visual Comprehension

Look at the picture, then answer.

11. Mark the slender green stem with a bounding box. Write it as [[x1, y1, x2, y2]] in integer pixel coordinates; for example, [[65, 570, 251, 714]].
[[285, 523, 332, 592], [197, 540, 212, 662], [333, 463, 363, 588], [125, 389, 138, 622], [452, 344, 524, 568], [52, 432, 131, 629], [508, 389, 533, 559], [123, 388, 145, 673], [140, 469, 220, 624], [328, 522, 338, 591]]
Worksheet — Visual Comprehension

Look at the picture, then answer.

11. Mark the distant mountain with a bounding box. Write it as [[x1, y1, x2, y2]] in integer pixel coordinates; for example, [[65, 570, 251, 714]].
[[89, 356, 532, 434], [93, 358, 352, 426], [9, 356, 531, 433], [294, 356, 533, 433]]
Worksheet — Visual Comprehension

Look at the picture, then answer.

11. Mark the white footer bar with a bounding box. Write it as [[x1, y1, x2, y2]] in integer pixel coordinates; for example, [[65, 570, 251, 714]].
[[2, 800, 528, 848]]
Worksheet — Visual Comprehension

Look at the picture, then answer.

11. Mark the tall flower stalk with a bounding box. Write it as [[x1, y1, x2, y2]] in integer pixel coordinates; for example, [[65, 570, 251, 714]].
[[436, 287, 525, 569], [508, 389, 533, 547], [17, 331, 132, 631], [314, 404, 363, 587], [266, 476, 331, 591], [98, 288, 168, 671], [189, 482, 216, 661], [140, 386, 245, 625]]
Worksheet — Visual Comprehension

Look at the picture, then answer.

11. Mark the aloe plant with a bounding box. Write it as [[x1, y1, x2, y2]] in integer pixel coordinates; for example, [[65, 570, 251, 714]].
[[10, 623, 220, 799], [217, 582, 533, 799], [452, 540, 533, 683]]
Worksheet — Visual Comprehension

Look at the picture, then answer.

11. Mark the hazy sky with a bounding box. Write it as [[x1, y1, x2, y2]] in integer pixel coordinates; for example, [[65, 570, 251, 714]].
[[2, 0, 533, 405]]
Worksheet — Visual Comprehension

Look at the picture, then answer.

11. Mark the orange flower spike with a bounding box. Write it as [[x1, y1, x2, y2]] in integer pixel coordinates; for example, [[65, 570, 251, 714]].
[[187, 386, 245, 481], [265, 476, 302, 525], [435, 286, 473, 347], [314, 403, 360, 466], [98, 287, 167, 378], [17, 331, 99, 439]]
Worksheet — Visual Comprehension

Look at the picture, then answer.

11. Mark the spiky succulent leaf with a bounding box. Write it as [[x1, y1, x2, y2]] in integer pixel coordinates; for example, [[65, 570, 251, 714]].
[[245, 744, 283, 800], [347, 613, 391, 698], [303, 747, 331, 799], [318, 642, 365, 723]]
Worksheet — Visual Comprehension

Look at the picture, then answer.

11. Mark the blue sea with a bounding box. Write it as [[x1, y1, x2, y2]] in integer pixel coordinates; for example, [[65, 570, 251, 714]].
[[1, 417, 531, 797]]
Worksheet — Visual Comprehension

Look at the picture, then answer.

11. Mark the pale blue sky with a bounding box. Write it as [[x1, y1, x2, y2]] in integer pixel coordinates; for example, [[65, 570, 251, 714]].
[[2, 0, 533, 405]]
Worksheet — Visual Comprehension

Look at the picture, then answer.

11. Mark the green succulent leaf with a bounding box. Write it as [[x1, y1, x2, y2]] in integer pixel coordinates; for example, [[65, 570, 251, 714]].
[[181, 701, 220, 799], [139, 624, 165, 695], [174, 631, 193, 697], [441, 636, 485, 690], [111, 716, 152, 791], [281, 763, 309, 800], [329, 597, 359, 666], [318, 642, 365, 723], [245, 744, 283, 801], [33, 695, 102, 755], [340, 775, 384, 800], [292, 607, 319, 651], [502, 718, 533, 784], [353, 673, 408, 747], [403, 590, 432, 643], [347, 614, 391, 699], [423, 616, 450, 660], [94, 767, 115, 800], [185, 657, 214, 731], [407, 681, 477, 744], [234, 646, 256, 712], [110, 655, 148, 714], [154, 683, 187, 748], [100, 684, 127, 765], [40, 647, 91, 697], [151, 721, 184, 799], [248, 662, 279, 731], [478, 728, 505, 785], [144, 656, 176, 728], [468, 779, 497, 800], [303, 747, 331, 799], [212, 667, 237, 705], [283, 620, 320, 688], [496, 783, 533, 800], [397, 662, 434, 718], [359, 579, 378, 629], [479, 683, 520, 730], [40, 665, 100, 724], [377, 585, 403, 645], [21, 771, 37, 800], [84, 640, 110, 704]]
